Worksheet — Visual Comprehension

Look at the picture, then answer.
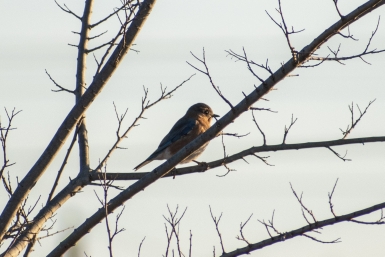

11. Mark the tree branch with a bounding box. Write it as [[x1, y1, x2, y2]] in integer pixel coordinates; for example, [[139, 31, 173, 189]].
[[89, 135, 385, 181], [220, 201, 385, 257]]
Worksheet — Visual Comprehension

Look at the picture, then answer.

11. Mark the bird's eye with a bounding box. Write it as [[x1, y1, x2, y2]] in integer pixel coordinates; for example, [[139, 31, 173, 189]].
[[204, 109, 209, 115]]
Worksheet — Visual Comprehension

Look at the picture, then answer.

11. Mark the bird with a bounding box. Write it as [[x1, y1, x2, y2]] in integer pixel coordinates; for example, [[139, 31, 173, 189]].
[[134, 103, 219, 170]]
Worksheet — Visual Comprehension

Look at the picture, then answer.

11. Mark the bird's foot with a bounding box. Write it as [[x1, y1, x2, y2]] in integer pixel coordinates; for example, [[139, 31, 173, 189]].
[[170, 167, 177, 179]]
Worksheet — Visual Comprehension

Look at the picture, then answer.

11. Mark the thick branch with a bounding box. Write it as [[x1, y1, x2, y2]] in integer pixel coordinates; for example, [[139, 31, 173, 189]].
[[76, 0, 93, 178]]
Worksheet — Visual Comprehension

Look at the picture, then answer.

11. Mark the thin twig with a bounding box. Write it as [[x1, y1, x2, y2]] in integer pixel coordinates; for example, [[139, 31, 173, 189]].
[[209, 206, 225, 254], [138, 236, 146, 257], [290, 183, 317, 224], [340, 99, 376, 139], [45, 70, 75, 94], [54, 0, 81, 20], [187, 49, 233, 109], [328, 178, 339, 217], [46, 119, 83, 204], [282, 114, 297, 144], [236, 214, 253, 245]]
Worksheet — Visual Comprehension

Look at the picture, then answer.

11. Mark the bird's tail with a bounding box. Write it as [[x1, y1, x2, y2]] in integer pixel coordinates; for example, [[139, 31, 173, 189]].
[[133, 159, 152, 171]]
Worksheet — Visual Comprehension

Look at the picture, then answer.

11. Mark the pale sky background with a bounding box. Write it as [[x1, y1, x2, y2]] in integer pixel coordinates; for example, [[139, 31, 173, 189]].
[[1, 0, 385, 256]]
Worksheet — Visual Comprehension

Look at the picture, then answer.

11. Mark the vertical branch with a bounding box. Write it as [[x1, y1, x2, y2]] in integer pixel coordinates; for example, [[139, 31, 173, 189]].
[[189, 230, 192, 257], [76, 0, 94, 174], [0, 108, 21, 179], [209, 206, 225, 254], [162, 205, 188, 257], [95, 165, 126, 257], [137, 237, 146, 257]]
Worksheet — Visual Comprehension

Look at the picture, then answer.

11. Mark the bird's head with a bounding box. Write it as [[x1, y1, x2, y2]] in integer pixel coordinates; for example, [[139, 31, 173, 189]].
[[187, 103, 219, 123]]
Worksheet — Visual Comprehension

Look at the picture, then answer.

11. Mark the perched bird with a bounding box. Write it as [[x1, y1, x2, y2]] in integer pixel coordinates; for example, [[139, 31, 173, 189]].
[[134, 103, 219, 170]]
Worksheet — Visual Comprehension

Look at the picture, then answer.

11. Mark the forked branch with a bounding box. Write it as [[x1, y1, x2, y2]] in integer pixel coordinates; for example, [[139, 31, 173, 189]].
[[265, 0, 304, 61], [187, 49, 234, 109], [340, 99, 375, 139]]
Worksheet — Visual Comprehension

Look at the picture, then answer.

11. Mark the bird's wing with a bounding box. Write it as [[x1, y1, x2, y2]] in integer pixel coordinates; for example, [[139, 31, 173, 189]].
[[133, 118, 196, 171], [150, 118, 197, 158]]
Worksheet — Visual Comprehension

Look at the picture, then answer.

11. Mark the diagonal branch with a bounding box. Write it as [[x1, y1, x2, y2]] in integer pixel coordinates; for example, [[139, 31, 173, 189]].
[[340, 99, 375, 139], [45, 70, 75, 94], [90, 0, 138, 28], [220, 201, 385, 257], [46, 119, 83, 204]]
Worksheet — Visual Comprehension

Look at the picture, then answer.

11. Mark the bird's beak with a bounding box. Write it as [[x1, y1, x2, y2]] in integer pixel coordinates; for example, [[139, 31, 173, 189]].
[[212, 114, 220, 118]]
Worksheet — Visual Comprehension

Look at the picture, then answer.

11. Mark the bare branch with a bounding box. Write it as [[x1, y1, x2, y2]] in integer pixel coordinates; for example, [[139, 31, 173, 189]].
[[221, 201, 385, 257], [242, 48, 265, 84], [337, 25, 358, 41], [46, 119, 83, 204], [45, 70, 75, 94], [54, 0, 81, 20], [302, 233, 341, 244], [93, 2, 139, 75], [189, 230, 192, 257], [251, 153, 273, 166], [88, 30, 108, 40], [219, 132, 250, 138], [282, 114, 297, 144], [217, 133, 236, 177], [299, 56, 328, 68], [309, 18, 385, 65], [326, 146, 351, 161], [251, 109, 266, 146], [146, 75, 195, 109], [90, 135, 385, 181], [1, 108, 22, 180], [236, 214, 253, 245], [86, 39, 117, 54], [340, 99, 375, 139], [350, 209, 385, 225], [290, 183, 317, 224], [209, 206, 225, 254], [265, 0, 304, 61], [328, 178, 339, 217], [228, 51, 274, 81], [138, 236, 146, 257], [90, 0, 138, 28], [187, 49, 234, 109], [332, 0, 344, 19], [163, 205, 188, 257], [96, 75, 193, 171]]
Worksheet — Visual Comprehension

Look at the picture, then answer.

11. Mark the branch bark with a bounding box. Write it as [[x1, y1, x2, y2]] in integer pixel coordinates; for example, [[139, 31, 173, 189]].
[[76, 0, 93, 175]]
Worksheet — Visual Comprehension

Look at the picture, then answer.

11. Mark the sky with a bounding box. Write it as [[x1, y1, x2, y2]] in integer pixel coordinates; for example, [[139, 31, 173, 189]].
[[1, 0, 385, 256]]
